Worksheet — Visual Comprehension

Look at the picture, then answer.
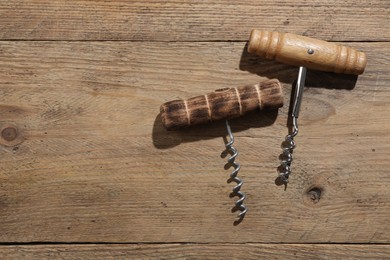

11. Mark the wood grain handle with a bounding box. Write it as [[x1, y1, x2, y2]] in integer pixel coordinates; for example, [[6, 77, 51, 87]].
[[248, 30, 367, 75], [160, 79, 283, 130]]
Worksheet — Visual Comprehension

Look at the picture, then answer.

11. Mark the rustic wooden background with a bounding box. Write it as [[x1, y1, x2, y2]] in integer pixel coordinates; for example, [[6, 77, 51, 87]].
[[0, 0, 389, 259]]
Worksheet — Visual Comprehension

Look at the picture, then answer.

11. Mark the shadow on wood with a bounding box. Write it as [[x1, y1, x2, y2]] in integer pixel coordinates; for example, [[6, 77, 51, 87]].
[[239, 43, 358, 90], [152, 109, 279, 149]]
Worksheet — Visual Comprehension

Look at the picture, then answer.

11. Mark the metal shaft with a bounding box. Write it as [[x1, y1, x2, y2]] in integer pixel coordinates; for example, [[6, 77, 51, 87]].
[[292, 66, 307, 118]]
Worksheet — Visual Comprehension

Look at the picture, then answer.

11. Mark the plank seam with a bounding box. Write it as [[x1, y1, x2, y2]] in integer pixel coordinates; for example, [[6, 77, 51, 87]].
[[0, 39, 387, 43], [0, 242, 390, 246]]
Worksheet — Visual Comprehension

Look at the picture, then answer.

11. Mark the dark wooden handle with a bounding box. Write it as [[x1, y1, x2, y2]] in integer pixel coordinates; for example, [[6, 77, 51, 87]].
[[248, 30, 367, 75], [160, 79, 283, 130]]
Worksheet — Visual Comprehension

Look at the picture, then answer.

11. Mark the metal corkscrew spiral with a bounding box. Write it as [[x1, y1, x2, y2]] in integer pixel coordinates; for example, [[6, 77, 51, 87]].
[[278, 66, 306, 183], [224, 120, 247, 220], [279, 117, 298, 183]]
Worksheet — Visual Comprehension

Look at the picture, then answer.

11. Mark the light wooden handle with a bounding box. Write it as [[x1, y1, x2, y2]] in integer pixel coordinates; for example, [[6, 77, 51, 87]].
[[248, 30, 367, 75], [160, 79, 283, 130]]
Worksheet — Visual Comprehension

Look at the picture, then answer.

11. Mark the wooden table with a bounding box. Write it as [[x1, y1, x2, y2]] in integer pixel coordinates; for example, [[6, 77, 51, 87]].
[[0, 1, 389, 258]]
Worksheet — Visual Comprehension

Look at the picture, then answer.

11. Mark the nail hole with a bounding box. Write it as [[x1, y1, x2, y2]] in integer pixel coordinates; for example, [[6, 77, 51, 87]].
[[307, 49, 314, 55]]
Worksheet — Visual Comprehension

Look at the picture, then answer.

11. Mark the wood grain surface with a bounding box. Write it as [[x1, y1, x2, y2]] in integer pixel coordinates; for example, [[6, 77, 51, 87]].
[[0, 0, 389, 258], [1, 244, 390, 259], [0, 41, 389, 244], [0, 0, 388, 41]]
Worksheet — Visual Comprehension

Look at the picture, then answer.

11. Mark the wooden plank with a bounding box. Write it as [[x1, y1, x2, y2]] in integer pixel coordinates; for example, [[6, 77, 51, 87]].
[[0, 0, 388, 41], [0, 41, 389, 243], [1, 244, 390, 259]]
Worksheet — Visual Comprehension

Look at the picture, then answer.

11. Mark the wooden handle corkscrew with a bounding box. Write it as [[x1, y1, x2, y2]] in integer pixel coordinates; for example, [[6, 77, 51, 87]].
[[160, 79, 283, 130], [248, 30, 367, 75]]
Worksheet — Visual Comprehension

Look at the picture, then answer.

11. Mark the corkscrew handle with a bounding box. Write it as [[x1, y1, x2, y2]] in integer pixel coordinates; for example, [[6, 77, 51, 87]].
[[160, 79, 283, 130], [248, 30, 367, 75]]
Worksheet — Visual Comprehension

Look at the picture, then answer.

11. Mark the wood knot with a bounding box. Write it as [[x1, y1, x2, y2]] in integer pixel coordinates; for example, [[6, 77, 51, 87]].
[[306, 187, 322, 203], [1, 126, 17, 141], [303, 186, 323, 206], [0, 124, 24, 147]]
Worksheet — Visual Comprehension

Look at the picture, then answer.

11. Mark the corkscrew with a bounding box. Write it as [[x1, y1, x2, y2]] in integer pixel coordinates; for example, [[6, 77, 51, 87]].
[[160, 79, 284, 219], [248, 30, 367, 183]]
